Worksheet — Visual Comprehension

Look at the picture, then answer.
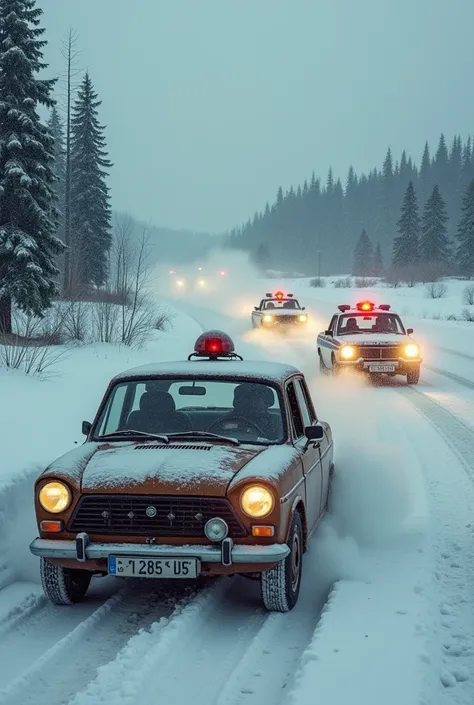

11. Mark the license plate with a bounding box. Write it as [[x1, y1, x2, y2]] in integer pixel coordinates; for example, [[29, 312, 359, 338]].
[[108, 555, 200, 579], [368, 364, 396, 372]]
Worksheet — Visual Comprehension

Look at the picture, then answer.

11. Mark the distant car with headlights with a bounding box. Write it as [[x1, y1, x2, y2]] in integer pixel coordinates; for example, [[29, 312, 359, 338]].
[[317, 301, 422, 384], [251, 291, 309, 330], [30, 330, 333, 613]]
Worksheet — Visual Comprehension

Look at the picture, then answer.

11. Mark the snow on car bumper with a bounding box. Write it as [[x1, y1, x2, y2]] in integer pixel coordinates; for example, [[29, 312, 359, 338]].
[[29, 535, 290, 566]]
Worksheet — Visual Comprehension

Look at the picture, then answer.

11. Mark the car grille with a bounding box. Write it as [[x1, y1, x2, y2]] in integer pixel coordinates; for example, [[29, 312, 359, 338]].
[[358, 346, 401, 360], [68, 495, 248, 538], [276, 315, 300, 324]]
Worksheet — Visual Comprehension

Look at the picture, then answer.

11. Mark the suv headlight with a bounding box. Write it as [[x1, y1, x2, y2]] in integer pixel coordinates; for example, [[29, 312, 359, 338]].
[[240, 485, 274, 518], [340, 344, 355, 360], [39, 481, 72, 513], [404, 344, 419, 358]]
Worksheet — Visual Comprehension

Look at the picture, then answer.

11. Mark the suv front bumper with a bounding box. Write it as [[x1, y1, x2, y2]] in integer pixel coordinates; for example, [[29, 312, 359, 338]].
[[30, 534, 290, 568]]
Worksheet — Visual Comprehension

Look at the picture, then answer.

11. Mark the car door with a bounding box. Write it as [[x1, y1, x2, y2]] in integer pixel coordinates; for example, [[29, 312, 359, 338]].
[[297, 378, 330, 514], [320, 315, 337, 367], [252, 301, 263, 327], [286, 379, 322, 531]]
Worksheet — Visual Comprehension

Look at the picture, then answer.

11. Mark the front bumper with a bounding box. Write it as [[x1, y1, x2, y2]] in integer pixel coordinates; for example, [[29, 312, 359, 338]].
[[30, 534, 290, 567], [338, 358, 422, 372]]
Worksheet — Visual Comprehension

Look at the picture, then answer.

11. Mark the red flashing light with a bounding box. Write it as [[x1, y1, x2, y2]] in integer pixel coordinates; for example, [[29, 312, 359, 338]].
[[275, 291, 284, 300], [193, 330, 235, 358], [356, 301, 375, 312]]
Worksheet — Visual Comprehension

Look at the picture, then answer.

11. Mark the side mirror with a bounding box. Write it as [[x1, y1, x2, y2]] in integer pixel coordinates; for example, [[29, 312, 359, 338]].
[[82, 420, 92, 436], [324, 330, 333, 336], [305, 424, 324, 441], [407, 328, 413, 335], [254, 306, 259, 311], [302, 306, 306, 310]]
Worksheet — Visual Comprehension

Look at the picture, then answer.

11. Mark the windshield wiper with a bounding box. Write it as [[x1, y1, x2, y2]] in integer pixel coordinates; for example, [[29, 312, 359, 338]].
[[165, 431, 240, 446], [96, 430, 170, 443]]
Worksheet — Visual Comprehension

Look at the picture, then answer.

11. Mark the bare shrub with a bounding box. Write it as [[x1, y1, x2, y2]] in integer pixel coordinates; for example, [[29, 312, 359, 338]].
[[462, 284, 474, 306], [155, 309, 173, 331], [333, 277, 352, 288], [460, 308, 474, 323], [383, 269, 402, 288], [425, 282, 448, 299], [309, 277, 326, 288], [354, 277, 378, 288], [0, 312, 69, 377], [91, 301, 120, 343], [61, 301, 90, 342]]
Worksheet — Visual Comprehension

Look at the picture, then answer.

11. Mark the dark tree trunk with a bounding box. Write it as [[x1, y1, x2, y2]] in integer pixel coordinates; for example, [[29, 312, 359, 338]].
[[0, 296, 12, 334]]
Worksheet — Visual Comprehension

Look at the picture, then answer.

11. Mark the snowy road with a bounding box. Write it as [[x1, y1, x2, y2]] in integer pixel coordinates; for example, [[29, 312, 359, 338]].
[[2, 289, 474, 705]]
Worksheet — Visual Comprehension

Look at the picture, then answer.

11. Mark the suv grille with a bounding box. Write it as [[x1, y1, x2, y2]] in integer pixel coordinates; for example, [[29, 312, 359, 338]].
[[68, 495, 248, 538], [358, 346, 400, 360]]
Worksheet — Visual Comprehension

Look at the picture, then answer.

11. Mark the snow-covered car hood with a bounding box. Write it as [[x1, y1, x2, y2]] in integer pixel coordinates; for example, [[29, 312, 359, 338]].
[[335, 334, 413, 345], [41, 441, 265, 496]]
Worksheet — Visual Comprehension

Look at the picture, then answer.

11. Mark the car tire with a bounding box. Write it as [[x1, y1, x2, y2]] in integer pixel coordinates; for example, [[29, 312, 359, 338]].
[[407, 368, 420, 385], [40, 557, 92, 605], [319, 353, 327, 375], [260, 511, 303, 613]]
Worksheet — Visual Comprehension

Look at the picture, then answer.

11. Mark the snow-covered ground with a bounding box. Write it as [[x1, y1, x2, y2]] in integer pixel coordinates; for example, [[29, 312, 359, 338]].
[[2, 260, 474, 705]]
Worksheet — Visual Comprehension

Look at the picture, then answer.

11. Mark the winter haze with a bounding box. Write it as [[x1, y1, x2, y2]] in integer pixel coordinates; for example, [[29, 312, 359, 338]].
[[42, 0, 474, 234]]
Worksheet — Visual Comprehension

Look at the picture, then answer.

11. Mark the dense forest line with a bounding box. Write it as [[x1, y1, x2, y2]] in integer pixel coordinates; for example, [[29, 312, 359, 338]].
[[227, 135, 474, 277]]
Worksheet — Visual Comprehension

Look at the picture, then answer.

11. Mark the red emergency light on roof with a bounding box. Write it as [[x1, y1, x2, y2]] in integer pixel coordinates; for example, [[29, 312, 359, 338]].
[[356, 301, 375, 312], [275, 291, 284, 300], [189, 330, 243, 361]]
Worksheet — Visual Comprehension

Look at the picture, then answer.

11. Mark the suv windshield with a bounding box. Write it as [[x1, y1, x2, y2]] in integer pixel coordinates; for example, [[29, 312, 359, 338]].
[[263, 299, 301, 310], [93, 378, 285, 444], [337, 312, 405, 335]]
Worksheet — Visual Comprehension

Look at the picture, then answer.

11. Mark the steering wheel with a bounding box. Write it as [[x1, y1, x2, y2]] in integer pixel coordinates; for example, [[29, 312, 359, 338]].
[[208, 416, 267, 437]]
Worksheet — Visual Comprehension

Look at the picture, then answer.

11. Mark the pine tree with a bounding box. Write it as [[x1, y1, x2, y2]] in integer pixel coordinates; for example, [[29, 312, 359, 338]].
[[456, 178, 474, 276], [392, 181, 420, 267], [352, 229, 373, 276], [373, 242, 384, 275], [420, 185, 450, 265], [70, 72, 112, 290], [0, 0, 64, 333], [47, 107, 66, 241]]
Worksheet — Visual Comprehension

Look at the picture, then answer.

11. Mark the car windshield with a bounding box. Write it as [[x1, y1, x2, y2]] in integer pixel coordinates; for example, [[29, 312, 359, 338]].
[[337, 312, 405, 335], [263, 299, 301, 310], [93, 378, 285, 445]]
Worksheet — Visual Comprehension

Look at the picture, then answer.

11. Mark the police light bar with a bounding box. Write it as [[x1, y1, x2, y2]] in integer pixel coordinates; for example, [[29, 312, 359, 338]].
[[265, 292, 272, 297], [275, 291, 284, 300], [188, 330, 243, 361], [356, 301, 375, 312], [287, 293, 294, 298], [338, 304, 350, 312], [379, 304, 391, 311]]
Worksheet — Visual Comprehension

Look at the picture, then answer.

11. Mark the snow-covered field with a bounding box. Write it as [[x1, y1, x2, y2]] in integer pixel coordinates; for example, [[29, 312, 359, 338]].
[[2, 258, 474, 705]]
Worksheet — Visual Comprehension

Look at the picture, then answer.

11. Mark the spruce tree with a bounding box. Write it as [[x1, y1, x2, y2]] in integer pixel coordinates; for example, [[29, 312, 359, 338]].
[[456, 178, 474, 276], [373, 242, 384, 275], [0, 0, 64, 333], [392, 181, 420, 268], [352, 229, 373, 276], [47, 107, 66, 242], [420, 185, 450, 265], [70, 72, 112, 290]]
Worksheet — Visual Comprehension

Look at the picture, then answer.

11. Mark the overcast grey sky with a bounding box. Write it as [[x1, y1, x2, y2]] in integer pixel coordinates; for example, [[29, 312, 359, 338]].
[[42, 0, 474, 234]]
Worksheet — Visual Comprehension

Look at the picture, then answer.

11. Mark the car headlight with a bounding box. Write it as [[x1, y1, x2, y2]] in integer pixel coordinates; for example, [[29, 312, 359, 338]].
[[176, 279, 185, 287], [263, 314, 273, 323], [404, 344, 419, 358], [340, 345, 355, 360], [39, 481, 72, 514], [240, 485, 274, 518], [298, 314, 307, 322]]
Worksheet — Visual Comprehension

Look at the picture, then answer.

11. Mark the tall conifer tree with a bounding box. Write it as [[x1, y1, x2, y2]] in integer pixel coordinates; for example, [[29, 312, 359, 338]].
[[70, 72, 112, 289], [456, 178, 474, 276], [0, 0, 64, 333], [420, 185, 450, 265], [392, 181, 420, 267]]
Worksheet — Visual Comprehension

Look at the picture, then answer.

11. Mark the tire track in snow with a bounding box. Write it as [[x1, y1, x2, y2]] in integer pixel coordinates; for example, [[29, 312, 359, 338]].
[[0, 577, 207, 705], [66, 546, 330, 705], [395, 391, 474, 705]]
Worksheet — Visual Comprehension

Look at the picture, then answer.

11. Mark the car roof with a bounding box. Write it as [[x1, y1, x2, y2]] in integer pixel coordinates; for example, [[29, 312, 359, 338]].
[[336, 307, 399, 315], [112, 359, 301, 385]]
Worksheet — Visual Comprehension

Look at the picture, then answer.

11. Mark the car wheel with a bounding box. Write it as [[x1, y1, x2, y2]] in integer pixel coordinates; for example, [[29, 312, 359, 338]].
[[260, 511, 303, 612], [407, 368, 420, 385], [319, 353, 327, 375], [40, 557, 92, 605]]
